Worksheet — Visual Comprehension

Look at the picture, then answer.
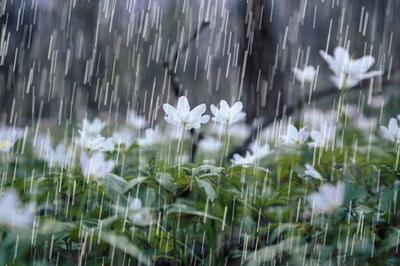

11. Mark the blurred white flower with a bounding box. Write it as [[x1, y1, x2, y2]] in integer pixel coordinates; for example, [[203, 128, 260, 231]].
[[34, 134, 52, 157], [304, 164, 323, 180], [78, 130, 115, 152], [231, 142, 271, 166], [354, 115, 377, 131], [46, 144, 71, 168], [164, 126, 189, 140], [176, 153, 189, 164], [320, 46, 382, 89], [211, 123, 251, 140], [198, 137, 222, 153], [380, 118, 400, 143], [231, 152, 255, 166], [303, 109, 336, 130], [229, 123, 251, 140], [307, 182, 345, 214], [138, 127, 162, 146], [80, 152, 114, 180], [0, 190, 35, 229], [369, 96, 385, 109], [163, 96, 209, 130], [293, 66, 316, 84], [210, 100, 246, 125], [309, 122, 335, 148], [129, 198, 152, 226], [343, 104, 359, 119], [113, 128, 135, 147], [51, 144, 71, 167], [35, 135, 72, 168], [78, 118, 115, 151], [127, 111, 148, 130], [81, 118, 106, 136], [280, 124, 309, 146], [0, 126, 24, 153], [249, 142, 272, 159]]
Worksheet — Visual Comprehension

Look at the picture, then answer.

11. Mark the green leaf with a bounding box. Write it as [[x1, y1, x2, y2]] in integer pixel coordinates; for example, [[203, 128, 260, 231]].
[[166, 204, 223, 223], [380, 228, 400, 254], [95, 230, 150, 265], [156, 172, 177, 194], [124, 177, 149, 193], [100, 174, 128, 195], [246, 237, 305, 265], [39, 220, 77, 235], [100, 174, 129, 205], [195, 178, 216, 202]]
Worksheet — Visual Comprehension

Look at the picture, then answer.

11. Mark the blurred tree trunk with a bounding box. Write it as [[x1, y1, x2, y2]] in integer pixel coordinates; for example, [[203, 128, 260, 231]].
[[243, 0, 289, 122]]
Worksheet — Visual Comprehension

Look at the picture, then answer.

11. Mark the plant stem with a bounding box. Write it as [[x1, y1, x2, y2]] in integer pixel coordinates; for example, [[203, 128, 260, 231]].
[[177, 127, 184, 175], [219, 124, 230, 166], [337, 79, 347, 116], [172, 213, 178, 265]]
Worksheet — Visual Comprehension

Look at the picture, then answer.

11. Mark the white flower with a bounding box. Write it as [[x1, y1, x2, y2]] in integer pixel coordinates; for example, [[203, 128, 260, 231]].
[[0, 190, 35, 229], [309, 122, 335, 148], [98, 138, 115, 152], [228, 123, 251, 140], [80, 152, 114, 180], [249, 142, 272, 159], [231, 152, 255, 166], [354, 115, 377, 131], [78, 130, 115, 152], [35, 135, 72, 168], [138, 127, 162, 147], [293, 66, 316, 84], [320, 47, 382, 89], [81, 118, 106, 136], [129, 198, 152, 226], [231, 142, 271, 166], [0, 127, 24, 153], [343, 104, 359, 119], [198, 137, 222, 153], [164, 126, 189, 140], [303, 109, 336, 130], [163, 96, 210, 130], [34, 134, 52, 157], [304, 164, 323, 180], [280, 124, 309, 146], [78, 118, 115, 151], [113, 128, 135, 147], [210, 100, 246, 125], [369, 96, 385, 109], [51, 144, 71, 168], [211, 123, 251, 140], [127, 111, 148, 130], [307, 182, 345, 214], [176, 154, 189, 164], [44, 144, 71, 168], [380, 118, 400, 143]]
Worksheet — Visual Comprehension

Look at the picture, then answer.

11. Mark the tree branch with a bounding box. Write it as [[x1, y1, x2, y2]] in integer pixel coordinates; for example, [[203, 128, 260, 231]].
[[163, 21, 210, 98]]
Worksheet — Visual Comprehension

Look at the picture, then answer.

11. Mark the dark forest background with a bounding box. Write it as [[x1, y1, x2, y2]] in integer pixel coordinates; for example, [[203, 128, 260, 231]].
[[0, 0, 398, 127]]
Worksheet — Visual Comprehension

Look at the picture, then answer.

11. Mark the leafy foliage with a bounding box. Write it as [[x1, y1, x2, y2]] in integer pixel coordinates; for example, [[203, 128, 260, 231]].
[[1, 106, 400, 266]]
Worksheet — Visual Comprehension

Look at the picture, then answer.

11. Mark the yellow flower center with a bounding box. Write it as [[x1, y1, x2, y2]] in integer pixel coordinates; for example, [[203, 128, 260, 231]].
[[0, 140, 12, 150]]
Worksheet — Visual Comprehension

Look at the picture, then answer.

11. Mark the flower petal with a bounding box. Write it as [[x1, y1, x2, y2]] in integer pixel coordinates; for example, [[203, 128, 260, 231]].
[[177, 96, 190, 114], [388, 118, 399, 135]]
